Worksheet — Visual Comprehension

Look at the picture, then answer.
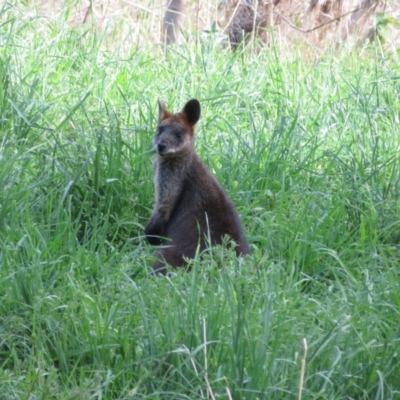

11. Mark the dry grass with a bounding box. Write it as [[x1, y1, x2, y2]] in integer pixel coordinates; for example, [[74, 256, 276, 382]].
[[222, 0, 400, 51], [24, 0, 400, 53]]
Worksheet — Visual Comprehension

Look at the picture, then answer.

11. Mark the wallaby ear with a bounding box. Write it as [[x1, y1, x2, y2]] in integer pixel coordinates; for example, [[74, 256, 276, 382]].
[[182, 99, 201, 126], [158, 99, 170, 124]]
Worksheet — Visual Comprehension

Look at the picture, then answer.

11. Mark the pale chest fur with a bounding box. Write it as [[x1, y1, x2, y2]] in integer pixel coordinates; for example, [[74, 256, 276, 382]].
[[153, 157, 188, 208]]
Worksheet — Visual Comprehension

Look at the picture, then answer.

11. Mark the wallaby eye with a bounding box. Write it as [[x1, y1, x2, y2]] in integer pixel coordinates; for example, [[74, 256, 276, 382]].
[[157, 127, 164, 136], [176, 132, 182, 139]]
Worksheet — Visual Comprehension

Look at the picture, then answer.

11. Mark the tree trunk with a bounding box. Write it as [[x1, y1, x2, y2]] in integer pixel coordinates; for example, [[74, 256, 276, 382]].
[[164, 0, 185, 45]]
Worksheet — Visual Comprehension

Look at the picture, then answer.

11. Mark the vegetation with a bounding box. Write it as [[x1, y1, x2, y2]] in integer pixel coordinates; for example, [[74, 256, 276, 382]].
[[1, 2, 400, 399]]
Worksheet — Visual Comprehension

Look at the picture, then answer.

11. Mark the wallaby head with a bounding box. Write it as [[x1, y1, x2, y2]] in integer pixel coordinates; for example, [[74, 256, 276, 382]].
[[154, 99, 201, 158]]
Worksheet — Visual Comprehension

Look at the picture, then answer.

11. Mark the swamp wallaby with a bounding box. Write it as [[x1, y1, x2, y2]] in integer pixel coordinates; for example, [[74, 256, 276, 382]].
[[145, 99, 251, 274]]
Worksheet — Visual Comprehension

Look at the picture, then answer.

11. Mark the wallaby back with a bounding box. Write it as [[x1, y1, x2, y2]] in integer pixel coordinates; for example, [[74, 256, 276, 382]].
[[145, 99, 250, 274]]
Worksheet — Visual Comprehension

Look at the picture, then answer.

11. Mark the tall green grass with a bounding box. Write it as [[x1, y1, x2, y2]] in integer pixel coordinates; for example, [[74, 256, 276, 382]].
[[1, 3, 400, 399]]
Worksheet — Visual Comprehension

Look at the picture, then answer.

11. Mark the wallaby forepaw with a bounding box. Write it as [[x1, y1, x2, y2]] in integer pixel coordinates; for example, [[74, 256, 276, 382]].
[[146, 234, 163, 246], [145, 221, 164, 245]]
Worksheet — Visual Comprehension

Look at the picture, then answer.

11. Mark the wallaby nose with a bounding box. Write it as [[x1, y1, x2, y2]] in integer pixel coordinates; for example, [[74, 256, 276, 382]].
[[157, 143, 166, 154]]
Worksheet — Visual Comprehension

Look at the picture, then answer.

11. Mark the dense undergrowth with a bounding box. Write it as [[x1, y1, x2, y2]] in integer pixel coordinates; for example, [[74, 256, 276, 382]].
[[1, 2, 400, 399]]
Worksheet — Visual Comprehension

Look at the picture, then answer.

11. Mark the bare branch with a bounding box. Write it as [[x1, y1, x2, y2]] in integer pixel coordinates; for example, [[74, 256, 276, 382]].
[[274, 1, 379, 34]]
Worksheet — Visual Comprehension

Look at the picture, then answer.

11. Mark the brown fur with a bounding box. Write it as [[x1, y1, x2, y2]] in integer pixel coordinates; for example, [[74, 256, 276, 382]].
[[228, 0, 277, 50], [145, 99, 251, 275]]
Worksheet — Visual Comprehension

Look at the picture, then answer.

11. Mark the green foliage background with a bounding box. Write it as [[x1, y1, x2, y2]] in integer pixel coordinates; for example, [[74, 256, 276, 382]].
[[1, 3, 400, 399]]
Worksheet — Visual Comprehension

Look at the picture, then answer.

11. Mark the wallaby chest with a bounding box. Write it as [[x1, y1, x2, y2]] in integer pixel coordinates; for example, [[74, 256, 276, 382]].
[[154, 157, 190, 205]]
